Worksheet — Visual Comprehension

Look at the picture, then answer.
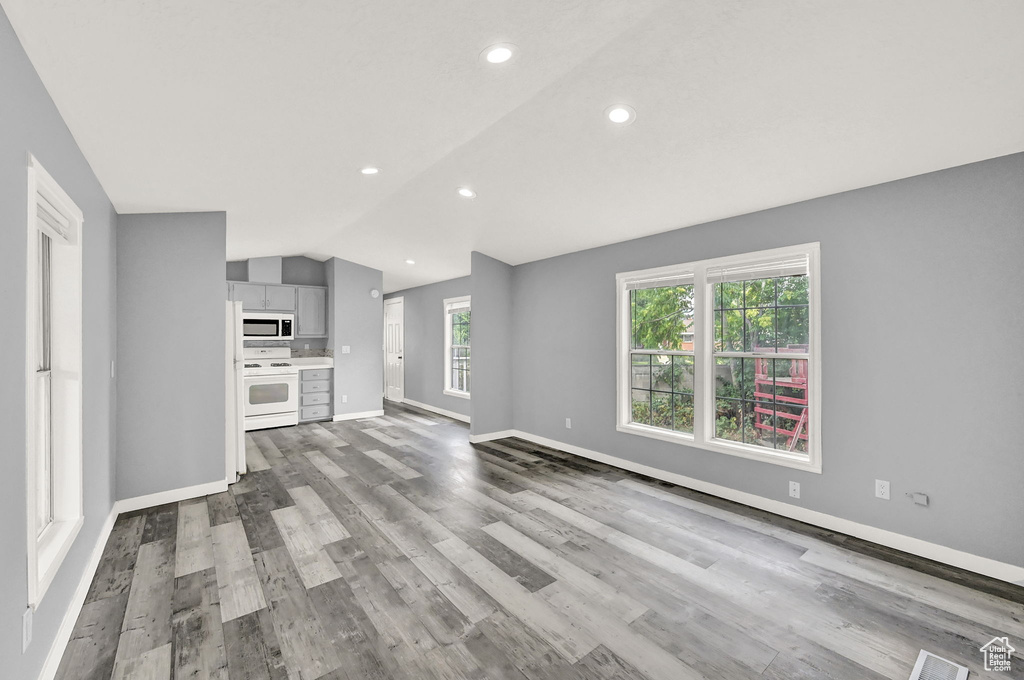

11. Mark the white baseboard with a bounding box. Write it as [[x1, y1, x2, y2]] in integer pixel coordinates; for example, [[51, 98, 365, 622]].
[[508, 429, 1024, 586], [114, 479, 229, 514], [37, 505, 118, 680], [333, 409, 385, 422], [469, 429, 517, 444], [402, 398, 471, 424]]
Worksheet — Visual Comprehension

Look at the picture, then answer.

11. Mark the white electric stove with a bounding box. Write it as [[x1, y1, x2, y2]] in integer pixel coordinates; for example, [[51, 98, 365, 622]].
[[242, 347, 299, 431]]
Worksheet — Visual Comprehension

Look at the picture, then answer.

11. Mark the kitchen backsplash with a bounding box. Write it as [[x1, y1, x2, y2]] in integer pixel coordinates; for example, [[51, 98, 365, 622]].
[[244, 339, 333, 358], [293, 347, 334, 358]]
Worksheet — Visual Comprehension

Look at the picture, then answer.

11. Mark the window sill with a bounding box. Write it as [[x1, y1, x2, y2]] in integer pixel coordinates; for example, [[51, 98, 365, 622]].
[[443, 389, 471, 400], [32, 515, 84, 608], [616, 422, 821, 474]]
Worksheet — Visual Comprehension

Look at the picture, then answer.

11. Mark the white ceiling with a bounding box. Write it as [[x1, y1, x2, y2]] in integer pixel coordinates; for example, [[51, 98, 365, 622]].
[[5, 0, 1023, 292]]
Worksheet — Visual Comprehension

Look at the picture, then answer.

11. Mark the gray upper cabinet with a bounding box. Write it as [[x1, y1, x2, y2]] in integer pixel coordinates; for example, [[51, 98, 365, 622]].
[[231, 282, 267, 310], [265, 285, 296, 311], [296, 286, 328, 337], [229, 282, 297, 311]]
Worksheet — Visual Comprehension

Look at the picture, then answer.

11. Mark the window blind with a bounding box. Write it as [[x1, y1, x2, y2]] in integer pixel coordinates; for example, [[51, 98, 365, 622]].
[[37, 192, 72, 244], [706, 255, 808, 284], [624, 272, 694, 291]]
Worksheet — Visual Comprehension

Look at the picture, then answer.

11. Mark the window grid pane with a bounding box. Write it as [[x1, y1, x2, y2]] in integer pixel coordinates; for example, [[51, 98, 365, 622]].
[[713, 356, 809, 452], [714, 274, 808, 353], [628, 352, 694, 434], [630, 285, 695, 352]]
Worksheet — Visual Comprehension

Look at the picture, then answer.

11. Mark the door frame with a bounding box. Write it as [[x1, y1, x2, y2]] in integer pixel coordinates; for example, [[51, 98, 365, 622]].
[[226, 301, 245, 483], [383, 296, 405, 402]]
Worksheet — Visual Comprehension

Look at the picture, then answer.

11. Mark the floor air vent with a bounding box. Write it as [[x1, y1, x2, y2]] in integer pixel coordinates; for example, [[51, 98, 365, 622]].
[[909, 650, 969, 680]]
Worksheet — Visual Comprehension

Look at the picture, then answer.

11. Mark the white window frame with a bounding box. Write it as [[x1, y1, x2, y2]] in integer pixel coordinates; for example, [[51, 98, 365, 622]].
[[616, 243, 822, 473], [443, 295, 471, 399], [25, 156, 85, 608]]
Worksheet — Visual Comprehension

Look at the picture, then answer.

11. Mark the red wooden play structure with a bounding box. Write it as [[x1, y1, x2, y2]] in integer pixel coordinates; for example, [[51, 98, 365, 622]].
[[753, 348, 808, 451]]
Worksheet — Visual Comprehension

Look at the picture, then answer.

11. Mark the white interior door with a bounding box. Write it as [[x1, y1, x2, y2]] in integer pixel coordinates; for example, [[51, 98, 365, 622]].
[[384, 297, 404, 402]]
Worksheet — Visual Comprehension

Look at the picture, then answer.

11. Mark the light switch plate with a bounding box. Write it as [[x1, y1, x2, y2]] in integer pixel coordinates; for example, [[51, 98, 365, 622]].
[[565, 418, 572, 429]]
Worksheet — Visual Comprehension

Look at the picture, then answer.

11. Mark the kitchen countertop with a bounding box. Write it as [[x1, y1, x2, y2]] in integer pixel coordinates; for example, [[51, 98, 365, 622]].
[[290, 357, 334, 370]]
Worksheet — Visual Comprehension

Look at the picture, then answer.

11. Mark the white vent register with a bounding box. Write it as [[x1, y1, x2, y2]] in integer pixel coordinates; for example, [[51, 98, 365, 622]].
[[909, 650, 969, 680]]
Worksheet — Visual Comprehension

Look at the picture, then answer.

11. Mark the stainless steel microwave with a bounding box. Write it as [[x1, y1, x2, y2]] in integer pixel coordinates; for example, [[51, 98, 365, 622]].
[[242, 312, 294, 340]]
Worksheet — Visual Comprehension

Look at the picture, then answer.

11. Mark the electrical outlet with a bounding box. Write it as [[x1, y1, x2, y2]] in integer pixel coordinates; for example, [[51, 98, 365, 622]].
[[22, 607, 32, 652], [342, 395, 348, 403], [875, 479, 890, 500], [565, 418, 572, 429], [304, 343, 310, 350], [789, 481, 800, 499], [342, 346, 351, 354]]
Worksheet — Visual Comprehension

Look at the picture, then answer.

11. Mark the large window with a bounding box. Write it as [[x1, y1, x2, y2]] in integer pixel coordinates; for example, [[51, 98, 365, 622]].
[[26, 156, 85, 607], [444, 296, 471, 398], [617, 244, 821, 472]]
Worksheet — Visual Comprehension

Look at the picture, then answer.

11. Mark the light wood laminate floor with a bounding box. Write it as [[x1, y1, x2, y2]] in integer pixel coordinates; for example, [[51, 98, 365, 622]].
[[56, 403, 1023, 680]]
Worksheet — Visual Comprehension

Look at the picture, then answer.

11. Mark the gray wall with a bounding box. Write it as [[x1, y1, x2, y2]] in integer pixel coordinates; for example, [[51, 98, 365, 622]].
[[511, 153, 1024, 566], [283, 255, 327, 286], [117, 212, 227, 499], [385, 277, 471, 418], [0, 10, 119, 678], [326, 257, 384, 417], [471, 252, 515, 436]]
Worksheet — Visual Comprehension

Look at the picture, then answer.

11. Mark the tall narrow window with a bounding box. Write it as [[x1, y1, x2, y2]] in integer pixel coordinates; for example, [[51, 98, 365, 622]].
[[444, 296, 471, 398], [26, 156, 84, 608], [617, 244, 820, 472]]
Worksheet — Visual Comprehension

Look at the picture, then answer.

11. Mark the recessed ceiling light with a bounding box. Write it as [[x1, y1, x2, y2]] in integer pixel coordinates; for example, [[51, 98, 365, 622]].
[[605, 104, 636, 125], [360, 167, 380, 175], [457, 187, 476, 199], [480, 43, 517, 65], [405, 259, 415, 265]]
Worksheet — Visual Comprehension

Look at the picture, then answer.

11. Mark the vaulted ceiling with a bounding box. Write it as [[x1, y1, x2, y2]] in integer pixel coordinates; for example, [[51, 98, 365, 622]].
[[4, 0, 1023, 291]]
